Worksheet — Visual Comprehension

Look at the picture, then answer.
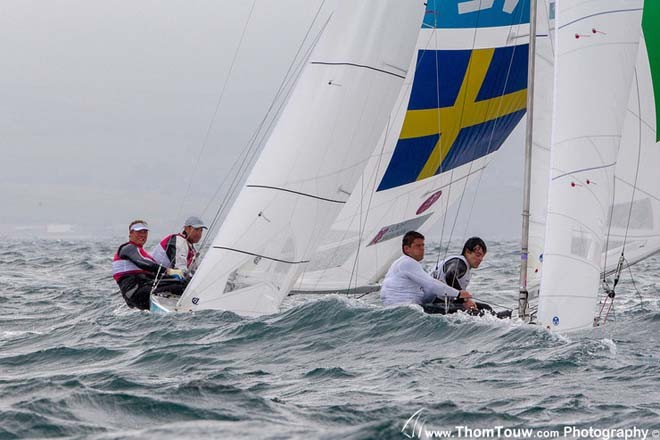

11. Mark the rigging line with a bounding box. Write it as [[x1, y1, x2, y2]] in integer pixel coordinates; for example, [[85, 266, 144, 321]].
[[177, 0, 257, 221], [201, 4, 328, 226], [346, 116, 393, 295], [470, 296, 514, 312], [325, 73, 381, 295], [327, 31, 436, 294], [461, 9, 527, 242], [437, 5, 489, 262], [443, 6, 524, 261], [227, 14, 330, 206], [624, 257, 645, 310], [620, 69, 643, 254], [195, 3, 329, 256], [332, 40, 438, 294], [432, 26, 453, 263], [602, 69, 642, 292], [347, 167, 365, 296], [312, 25, 439, 294]]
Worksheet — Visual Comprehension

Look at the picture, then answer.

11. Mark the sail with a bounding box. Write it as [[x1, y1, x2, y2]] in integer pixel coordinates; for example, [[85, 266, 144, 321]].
[[525, 0, 555, 291], [294, 0, 531, 293], [537, 0, 643, 332], [176, 1, 426, 316], [603, 2, 660, 275]]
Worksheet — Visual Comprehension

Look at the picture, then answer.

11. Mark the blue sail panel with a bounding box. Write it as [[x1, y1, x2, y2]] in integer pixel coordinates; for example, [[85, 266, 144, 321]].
[[424, 0, 530, 29], [376, 44, 528, 192]]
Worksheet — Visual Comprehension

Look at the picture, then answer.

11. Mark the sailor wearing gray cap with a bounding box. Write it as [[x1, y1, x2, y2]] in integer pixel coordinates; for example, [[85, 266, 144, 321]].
[[183, 216, 208, 229], [151, 216, 207, 277]]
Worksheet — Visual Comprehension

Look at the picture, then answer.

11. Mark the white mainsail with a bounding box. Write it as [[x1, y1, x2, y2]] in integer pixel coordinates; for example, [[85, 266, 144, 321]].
[[537, 0, 643, 332], [175, 1, 426, 316], [294, 0, 531, 293], [525, 0, 555, 293]]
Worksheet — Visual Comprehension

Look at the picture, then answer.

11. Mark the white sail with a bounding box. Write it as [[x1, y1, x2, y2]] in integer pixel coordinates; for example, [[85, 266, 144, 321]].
[[175, 1, 426, 316], [537, 0, 643, 332], [604, 13, 660, 276], [526, 0, 555, 291], [294, 0, 531, 293]]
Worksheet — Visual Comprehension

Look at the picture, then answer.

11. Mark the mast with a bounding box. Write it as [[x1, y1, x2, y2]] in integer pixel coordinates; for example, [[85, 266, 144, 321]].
[[518, 0, 537, 320]]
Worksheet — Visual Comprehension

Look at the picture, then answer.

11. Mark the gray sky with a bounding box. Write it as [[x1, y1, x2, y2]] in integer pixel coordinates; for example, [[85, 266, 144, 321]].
[[0, 1, 524, 241]]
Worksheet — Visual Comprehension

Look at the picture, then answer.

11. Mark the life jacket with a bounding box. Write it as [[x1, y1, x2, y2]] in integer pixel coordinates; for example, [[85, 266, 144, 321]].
[[112, 242, 156, 281], [151, 233, 195, 269], [434, 255, 472, 290]]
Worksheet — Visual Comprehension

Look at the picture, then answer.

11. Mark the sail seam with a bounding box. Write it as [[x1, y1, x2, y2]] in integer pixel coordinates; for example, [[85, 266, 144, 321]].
[[212, 246, 311, 265], [310, 62, 406, 79], [246, 185, 346, 204]]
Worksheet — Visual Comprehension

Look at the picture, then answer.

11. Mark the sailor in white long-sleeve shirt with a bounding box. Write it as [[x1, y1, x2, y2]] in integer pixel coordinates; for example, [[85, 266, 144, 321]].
[[380, 231, 476, 309]]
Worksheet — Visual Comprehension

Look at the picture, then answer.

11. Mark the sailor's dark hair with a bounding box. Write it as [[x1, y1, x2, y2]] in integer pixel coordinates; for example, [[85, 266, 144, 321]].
[[462, 237, 486, 256], [402, 230, 424, 251]]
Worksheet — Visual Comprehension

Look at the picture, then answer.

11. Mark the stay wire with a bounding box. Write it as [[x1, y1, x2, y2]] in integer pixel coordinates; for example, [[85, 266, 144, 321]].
[[601, 67, 643, 297], [625, 256, 645, 311], [194, 2, 328, 257], [441, 7, 525, 264], [319, 25, 440, 296], [177, 0, 258, 221]]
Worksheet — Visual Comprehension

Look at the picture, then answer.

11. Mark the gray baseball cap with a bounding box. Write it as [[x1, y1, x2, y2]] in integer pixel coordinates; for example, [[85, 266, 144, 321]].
[[184, 216, 207, 229]]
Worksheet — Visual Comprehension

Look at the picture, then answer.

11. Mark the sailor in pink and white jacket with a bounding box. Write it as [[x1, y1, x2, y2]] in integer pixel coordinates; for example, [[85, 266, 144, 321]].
[[112, 220, 185, 310], [151, 216, 207, 278]]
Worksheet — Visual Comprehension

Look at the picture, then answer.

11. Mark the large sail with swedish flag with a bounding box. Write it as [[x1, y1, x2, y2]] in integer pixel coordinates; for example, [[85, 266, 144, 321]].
[[294, 0, 531, 293]]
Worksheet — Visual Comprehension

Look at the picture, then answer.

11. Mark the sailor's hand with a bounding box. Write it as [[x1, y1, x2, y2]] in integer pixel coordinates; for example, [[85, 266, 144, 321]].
[[166, 268, 185, 280], [457, 290, 472, 299], [464, 299, 477, 310]]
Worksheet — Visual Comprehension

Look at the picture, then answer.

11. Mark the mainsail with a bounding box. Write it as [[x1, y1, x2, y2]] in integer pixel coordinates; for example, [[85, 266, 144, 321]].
[[175, 1, 426, 316], [524, 0, 555, 294], [294, 0, 531, 293], [536, 0, 644, 332]]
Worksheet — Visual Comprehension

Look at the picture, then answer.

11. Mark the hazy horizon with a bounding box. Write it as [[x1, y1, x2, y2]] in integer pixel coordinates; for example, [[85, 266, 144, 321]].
[[1, 1, 525, 243]]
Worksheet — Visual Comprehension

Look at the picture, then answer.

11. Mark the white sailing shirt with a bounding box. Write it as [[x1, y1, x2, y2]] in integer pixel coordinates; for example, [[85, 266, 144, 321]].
[[380, 255, 459, 305]]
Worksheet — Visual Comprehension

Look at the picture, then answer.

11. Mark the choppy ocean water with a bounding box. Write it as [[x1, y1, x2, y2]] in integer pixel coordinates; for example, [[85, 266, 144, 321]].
[[1, 238, 659, 440]]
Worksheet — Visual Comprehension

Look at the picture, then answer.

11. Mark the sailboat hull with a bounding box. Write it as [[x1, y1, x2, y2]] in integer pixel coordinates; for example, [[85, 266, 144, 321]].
[[150, 294, 178, 314]]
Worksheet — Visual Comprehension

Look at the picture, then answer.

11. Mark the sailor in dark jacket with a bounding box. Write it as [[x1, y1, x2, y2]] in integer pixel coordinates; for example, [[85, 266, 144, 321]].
[[112, 220, 186, 310], [432, 237, 494, 314]]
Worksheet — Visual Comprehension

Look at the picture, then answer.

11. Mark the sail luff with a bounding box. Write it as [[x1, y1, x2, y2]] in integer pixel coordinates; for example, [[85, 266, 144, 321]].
[[518, 0, 538, 320]]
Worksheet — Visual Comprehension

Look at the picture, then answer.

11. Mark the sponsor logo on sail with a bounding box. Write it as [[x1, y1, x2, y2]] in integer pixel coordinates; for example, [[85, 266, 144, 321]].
[[367, 214, 432, 246], [458, 0, 520, 15], [416, 190, 443, 215]]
